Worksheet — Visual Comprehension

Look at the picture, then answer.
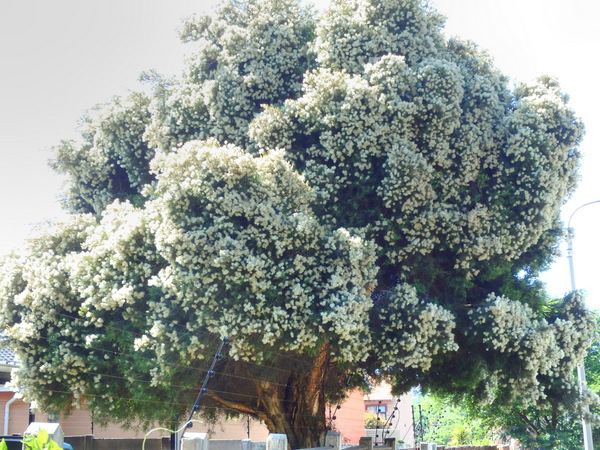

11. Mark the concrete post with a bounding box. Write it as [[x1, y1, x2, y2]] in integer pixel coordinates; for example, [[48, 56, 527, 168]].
[[359, 436, 373, 450], [420, 444, 436, 450], [325, 432, 341, 450], [267, 434, 288, 450], [24, 422, 64, 447], [383, 437, 396, 450], [181, 432, 209, 450]]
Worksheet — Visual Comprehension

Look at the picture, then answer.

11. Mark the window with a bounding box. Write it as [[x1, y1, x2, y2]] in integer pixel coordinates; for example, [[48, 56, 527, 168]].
[[366, 404, 387, 418]]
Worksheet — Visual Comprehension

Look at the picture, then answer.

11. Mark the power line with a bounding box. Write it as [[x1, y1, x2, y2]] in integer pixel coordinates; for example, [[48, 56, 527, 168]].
[[33, 387, 355, 433], [8, 306, 381, 429], [10, 332, 375, 419], [11, 339, 366, 417]]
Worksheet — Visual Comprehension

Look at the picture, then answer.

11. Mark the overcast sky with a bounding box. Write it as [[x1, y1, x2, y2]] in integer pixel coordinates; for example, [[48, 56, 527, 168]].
[[1, 0, 599, 308]]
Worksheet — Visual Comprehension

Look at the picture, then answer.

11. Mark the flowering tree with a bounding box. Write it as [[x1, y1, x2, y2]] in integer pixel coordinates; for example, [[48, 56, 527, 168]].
[[0, 0, 597, 447], [456, 313, 600, 448]]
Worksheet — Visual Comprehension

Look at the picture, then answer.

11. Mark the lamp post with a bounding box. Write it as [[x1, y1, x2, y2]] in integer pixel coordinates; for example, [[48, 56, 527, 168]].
[[566, 199, 600, 450]]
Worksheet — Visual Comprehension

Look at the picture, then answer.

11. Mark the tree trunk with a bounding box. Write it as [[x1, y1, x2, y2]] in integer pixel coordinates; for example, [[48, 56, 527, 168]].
[[206, 341, 331, 449]]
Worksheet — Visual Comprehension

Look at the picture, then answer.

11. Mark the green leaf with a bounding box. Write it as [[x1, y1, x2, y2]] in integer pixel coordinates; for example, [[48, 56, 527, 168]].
[[22, 429, 63, 450], [37, 429, 49, 446], [22, 435, 38, 450], [47, 440, 62, 450]]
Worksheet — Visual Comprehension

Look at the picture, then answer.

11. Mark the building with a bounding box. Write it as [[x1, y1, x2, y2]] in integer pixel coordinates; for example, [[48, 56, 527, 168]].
[[364, 383, 414, 446]]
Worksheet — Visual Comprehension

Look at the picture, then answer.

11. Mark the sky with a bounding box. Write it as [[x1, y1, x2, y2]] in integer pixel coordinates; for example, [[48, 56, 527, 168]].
[[1, 0, 599, 308]]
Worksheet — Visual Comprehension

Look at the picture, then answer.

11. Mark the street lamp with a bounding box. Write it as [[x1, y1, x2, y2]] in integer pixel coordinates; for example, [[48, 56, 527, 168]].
[[566, 199, 600, 450]]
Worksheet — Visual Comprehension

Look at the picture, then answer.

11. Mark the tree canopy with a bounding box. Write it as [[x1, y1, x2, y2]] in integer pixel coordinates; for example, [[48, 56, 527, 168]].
[[453, 313, 600, 449], [0, 0, 597, 447]]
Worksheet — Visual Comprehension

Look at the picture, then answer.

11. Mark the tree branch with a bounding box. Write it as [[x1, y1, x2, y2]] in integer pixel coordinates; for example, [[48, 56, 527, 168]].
[[518, 411, 540, 436]]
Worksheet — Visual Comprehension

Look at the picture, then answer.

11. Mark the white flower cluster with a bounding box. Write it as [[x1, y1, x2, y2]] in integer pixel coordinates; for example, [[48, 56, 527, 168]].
[[374, 283, 458, 371], [252, 48, 581, 278], [314, 0, 445, 73], [468, 292, 597, 407], [50, 93, 153, 214], [250, 1, 582, 278], [0, 215, 100, 410], [490, 76, 584, 260], [145, 141, 378, 363], [71, 201, 158, 316], [144, 0, 315, 153]]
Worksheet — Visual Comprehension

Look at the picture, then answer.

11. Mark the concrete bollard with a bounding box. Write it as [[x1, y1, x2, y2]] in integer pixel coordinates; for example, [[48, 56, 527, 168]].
[[326, 432, 342, 450], [24, 422, 64, 447], [181, 432, 209, 450], [359, 436, 373, 450], [420, 444, 437, 450], [267, 434, 288, 450]]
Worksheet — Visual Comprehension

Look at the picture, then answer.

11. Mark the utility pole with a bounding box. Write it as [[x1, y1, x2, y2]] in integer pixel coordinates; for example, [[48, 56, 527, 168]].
[[567, 199, 600, 450]]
